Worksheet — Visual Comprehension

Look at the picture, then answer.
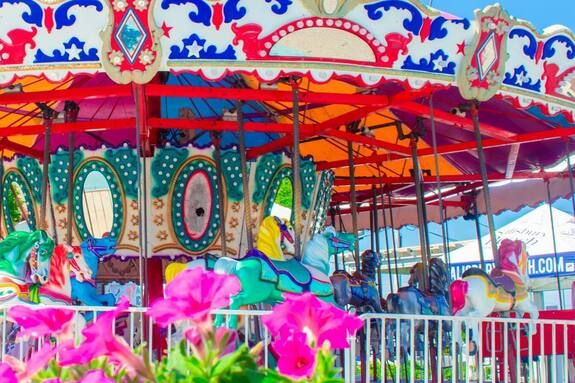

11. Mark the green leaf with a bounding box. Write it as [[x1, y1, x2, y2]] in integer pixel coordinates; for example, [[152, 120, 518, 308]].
[[211, 345, 248, 377]]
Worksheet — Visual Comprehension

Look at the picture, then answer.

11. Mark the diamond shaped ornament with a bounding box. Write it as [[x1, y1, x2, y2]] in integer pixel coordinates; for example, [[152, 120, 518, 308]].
[[114, 9, 148, 64], [476, 31, 498, 81]]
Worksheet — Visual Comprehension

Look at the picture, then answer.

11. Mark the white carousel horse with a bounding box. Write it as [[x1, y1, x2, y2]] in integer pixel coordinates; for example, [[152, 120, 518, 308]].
[[450, 239, 539, 346]]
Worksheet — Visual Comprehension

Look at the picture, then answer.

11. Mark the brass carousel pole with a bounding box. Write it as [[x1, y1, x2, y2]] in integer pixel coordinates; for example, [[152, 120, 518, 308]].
[[291, 79, 302, 259]]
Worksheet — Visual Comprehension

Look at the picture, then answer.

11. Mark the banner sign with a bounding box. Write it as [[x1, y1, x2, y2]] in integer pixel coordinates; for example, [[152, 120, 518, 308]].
[[450, 252, 575, 280]]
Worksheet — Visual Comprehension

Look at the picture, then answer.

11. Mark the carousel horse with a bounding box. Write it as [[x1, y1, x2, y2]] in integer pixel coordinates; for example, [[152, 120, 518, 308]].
[[214, 216, 355, 327], [385, 258, 451, 359], [0, 230, 55, 303], [164, 254, 219, 284], [450, 239, 539, 346], [0, 230, 54, 286], [330, 250, 385, 313], [70, 236, 118, 321]]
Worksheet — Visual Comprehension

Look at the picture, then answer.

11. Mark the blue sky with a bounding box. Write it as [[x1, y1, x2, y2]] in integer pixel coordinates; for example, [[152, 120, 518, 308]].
[[434, 0, 575, 31]]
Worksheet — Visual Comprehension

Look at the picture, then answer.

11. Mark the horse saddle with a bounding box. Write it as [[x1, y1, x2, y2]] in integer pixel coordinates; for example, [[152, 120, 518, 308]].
[[463, 268, 516, 296], [250, 255, 313, 293]]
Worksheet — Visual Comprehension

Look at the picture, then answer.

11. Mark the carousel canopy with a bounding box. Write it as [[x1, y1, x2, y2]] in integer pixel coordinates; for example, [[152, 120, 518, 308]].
[[0, 0, 574, 229]]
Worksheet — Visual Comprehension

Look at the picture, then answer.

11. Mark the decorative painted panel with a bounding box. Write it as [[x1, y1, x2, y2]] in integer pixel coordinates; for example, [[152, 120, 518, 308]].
[[0, 1, 572, 117], [1, 169, 37, 231]]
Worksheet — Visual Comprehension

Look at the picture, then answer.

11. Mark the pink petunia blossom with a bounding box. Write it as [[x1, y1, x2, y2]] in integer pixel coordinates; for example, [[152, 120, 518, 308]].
[[41, 379, 62, 383], [59, 298, 152, 380], [263, 293, 363, 349], [184, 326, 237, 359], [5, 343, 59, 382], [77, 370, 115, 383], [8, 306, 75, 341], [148, 268, 241, 327], [0, 362, 17, 383], [273, 332, 316, 380]]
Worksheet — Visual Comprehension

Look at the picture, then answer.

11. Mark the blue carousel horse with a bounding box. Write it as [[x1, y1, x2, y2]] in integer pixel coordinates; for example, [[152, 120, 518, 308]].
[[70, 236, 118, 321], [385, 257, 451, 360], [330, 250, 385, 313]]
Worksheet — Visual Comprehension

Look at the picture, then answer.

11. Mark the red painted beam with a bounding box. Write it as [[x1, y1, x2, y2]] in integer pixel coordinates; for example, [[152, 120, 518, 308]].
[[324, 130, 410, 155], [246, 105, 382, 159], [148, 117, 311, 133], [318, 125, 575, 170], [145, 83, 392, 106], [393, 102, 516, 140], [0, 118, 136, 136], [0, 85, 133, 105], [0, 139, 42, 160], [333, 199, 465, 214], [334, 171, 566, 185]]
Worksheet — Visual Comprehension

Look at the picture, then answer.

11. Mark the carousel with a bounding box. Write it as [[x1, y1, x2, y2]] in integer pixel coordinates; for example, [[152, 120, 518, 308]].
[[0, 0, 575, 381]]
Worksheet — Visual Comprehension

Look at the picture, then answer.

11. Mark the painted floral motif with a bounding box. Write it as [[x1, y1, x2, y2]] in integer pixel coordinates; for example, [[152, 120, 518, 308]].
[[133, 0, 149, 11], [109, 51, 124, 66], [112, 0, 128, 12]]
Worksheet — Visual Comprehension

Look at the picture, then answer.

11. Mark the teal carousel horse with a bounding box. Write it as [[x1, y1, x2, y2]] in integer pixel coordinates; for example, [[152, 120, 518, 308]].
[[214, 216, 355, 327], [0, 230, 55, 303]]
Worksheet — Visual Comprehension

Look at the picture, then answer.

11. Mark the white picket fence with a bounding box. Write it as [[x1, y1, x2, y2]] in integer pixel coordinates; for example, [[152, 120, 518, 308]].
[[1, 305, 575, 382]]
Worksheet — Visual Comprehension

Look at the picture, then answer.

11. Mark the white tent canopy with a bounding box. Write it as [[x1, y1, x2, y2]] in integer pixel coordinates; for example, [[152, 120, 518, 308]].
[[450, 204, 575, 263]]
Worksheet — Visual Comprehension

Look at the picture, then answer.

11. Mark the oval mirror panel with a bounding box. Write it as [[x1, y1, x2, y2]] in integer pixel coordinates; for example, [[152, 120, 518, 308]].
[[82, 171, 114, 238], [7, 182, 30, 231], [270, 176, 293, 222], [183, 170, 213, 240]]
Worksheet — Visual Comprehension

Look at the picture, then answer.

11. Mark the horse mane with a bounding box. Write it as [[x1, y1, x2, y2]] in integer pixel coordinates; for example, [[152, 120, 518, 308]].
[[0, 231, 35, 254], [256, 217, 282, 260], [302, 232, 330, 275], [45, 244, 68, 289], [498, 239, 526, 276]]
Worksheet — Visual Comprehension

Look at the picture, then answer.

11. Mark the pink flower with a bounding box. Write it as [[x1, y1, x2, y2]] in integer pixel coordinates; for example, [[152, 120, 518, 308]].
[[273, 332, 316, 380], [4, 343, 58, 382], [184, 326, 237, 359], [59, 298, 152, 380], [77, 370, 115, 383], [148, 268, 241, 327], [263, 293, 363, 349], [8, 306, 75, 340], [0, 362, 17, 383]]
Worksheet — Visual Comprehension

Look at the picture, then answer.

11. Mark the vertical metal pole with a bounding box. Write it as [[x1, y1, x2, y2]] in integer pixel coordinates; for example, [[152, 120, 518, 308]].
[[237, 106, 254, 250], [369, 206, 374, 250], [546, 180, 564, 310], [387, 191, 400, 289], [565, 140, 575, 217], [291, 81, 302, 259], [380, 186, 394, 292], [64, 101, 79, 245], [410, 136, 429, 290], [372, 186, 383, 299], [470, 101, 498, 264], [473, 195, 486, 271], [66, 133, 75, 244], [347, 126, 360, 271], [213, 132, 227, 257], [429, 96, 449, 262], [40, 111, 54, 229], [133, 84, 146, 312]]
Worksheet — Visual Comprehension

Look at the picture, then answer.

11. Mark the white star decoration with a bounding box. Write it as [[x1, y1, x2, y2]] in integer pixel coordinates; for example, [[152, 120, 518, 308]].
[[433, 57, 448, 72], [187, 40, 203, 58], [515, 72, 526, 86], [65, 44, 82, 61]]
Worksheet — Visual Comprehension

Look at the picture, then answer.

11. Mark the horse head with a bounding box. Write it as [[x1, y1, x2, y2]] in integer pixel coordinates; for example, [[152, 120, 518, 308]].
[[256, 216, 295, 261], [28, 230, 55, 284], [64, 245, 93, 283], [407, 262, 425, 288], [321, 227, 355, 255], [498, 239, 528, 284], [81, 235, 117, 259], [360, 250, 381, 278]]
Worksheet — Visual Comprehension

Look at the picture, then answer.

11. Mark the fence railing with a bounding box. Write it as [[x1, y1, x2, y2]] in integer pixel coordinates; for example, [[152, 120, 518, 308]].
[[1, 305, 575, 382]]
